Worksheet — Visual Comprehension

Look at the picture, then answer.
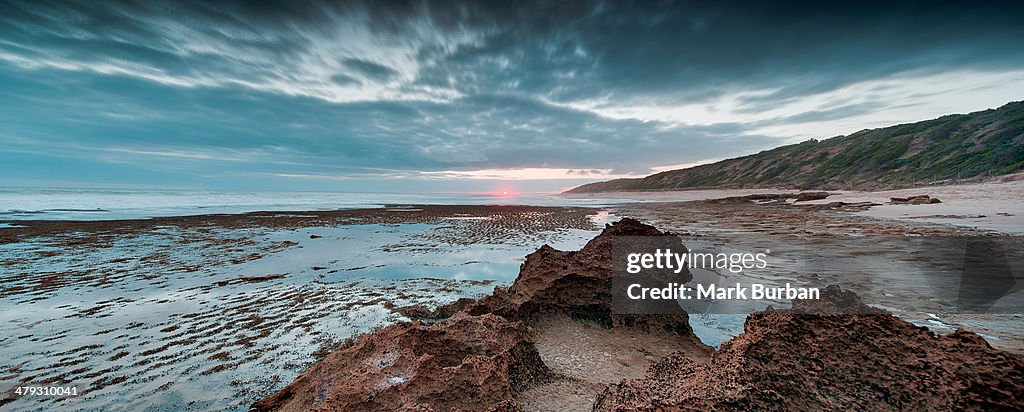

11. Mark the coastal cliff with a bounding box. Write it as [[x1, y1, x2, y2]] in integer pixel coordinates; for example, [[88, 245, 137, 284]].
[[567, 101, 1024, 193]]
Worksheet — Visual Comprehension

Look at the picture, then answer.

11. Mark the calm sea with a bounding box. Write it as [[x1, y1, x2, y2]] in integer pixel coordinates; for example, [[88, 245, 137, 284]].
[[0, 187, 630, 221]]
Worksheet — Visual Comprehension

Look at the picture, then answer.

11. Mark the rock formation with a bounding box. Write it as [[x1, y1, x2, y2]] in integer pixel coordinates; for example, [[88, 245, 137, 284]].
[[794, 191, 831, 201], [251, 312, 543, 411], [254, 220, 1024, 412], [594, 286, 1024, 411], [890, 194, 942, 204], [254, 218, 698, 411]]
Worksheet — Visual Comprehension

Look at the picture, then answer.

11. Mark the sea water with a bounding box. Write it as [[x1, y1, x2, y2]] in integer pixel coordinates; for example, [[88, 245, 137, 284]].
[[0, 187, 635, 221], [0, 218, 606, 410]]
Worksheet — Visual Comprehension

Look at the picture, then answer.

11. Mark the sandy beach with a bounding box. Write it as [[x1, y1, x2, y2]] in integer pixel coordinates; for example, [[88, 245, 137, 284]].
[[566, 175, 1024, 233]]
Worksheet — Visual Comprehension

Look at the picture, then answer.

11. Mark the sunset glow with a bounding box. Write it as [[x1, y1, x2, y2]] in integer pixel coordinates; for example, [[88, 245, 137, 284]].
[[488, 188, 519, 197]]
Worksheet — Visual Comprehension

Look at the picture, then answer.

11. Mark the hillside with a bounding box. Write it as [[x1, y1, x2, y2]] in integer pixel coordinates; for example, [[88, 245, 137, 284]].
[[566, 101, 1024, 193]]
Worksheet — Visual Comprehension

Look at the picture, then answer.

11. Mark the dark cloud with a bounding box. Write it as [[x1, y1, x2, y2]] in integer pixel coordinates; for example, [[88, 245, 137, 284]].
[[330, 74, 361, 86], [753, 102, 890, 127], [0, 62, 781, 175], [342, 58, 399, 82], [0, 0, 1021, 190], [4, 1, 1020, 103], [405, 1, 1024, 103]]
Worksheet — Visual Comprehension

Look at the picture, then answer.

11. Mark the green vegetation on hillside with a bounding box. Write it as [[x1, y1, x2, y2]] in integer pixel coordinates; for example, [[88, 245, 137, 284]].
[[566, 101, 1024, 193]]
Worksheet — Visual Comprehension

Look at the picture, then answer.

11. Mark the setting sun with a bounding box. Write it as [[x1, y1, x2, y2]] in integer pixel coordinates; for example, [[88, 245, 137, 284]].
[[487, 188, 520, 197]]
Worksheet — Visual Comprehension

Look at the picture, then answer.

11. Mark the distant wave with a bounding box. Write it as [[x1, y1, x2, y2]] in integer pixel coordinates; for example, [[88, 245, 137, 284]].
[[0, 208, 110, 215]]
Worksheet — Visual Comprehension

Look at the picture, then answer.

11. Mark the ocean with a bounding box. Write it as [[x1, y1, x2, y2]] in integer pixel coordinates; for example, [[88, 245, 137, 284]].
[[0, 187, 630, 221]]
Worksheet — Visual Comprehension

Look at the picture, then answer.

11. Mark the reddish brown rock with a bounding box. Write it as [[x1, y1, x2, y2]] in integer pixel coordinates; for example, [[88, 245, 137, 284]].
[[385, 297, 477, 323], [890, 194, 942, 204], [255, 221, 1023, 412], [712, 192, 832, 204], [251, 312, 547, 412], [254, 218, 694, 411], [465, 218, 668, 316], [794, 191, 831, 202], [459, 218, 694, 334], [594, 286, 1024, 411]]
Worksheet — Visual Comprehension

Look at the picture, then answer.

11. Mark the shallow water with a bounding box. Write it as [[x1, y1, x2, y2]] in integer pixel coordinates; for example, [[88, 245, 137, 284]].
[[0, 219, 604, 411], [688, 314, 748, 348], [676, 234, 1024, 352], [0, 188, 637, 221]]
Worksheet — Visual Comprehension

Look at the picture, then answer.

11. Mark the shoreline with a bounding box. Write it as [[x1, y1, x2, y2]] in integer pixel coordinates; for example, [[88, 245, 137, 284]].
[[0, 204, 602, 244], [566, 178, 1024, 233], [562, 171, 1024, 195], [1, 196, 1020, 409]]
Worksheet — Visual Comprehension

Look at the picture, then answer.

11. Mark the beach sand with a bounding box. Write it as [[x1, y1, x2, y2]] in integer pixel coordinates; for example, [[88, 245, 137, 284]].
[[565, 176, 1024, 233]]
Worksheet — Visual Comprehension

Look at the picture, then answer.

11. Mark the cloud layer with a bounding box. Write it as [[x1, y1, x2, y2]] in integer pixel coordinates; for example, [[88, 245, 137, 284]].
[[1, 0, 1022, 191]]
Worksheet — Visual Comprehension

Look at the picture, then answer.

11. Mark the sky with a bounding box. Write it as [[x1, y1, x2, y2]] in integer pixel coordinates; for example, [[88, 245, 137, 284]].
[[1, 0, 1023, 193]]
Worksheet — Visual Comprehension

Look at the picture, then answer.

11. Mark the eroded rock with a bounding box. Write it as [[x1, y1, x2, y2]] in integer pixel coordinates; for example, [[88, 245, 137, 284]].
[[890, 195, 942, 204], [252, 312, 546, 412], [255, 222, 1023, 412], [254, 218, 693, 411], [594, 286, 1024, 411], [795, 191, 831, 202]]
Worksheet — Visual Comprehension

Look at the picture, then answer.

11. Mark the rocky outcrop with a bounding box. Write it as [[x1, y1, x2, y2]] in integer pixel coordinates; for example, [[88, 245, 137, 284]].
[[255, 221, 1024, 412], [710, 192, 831, 204], [794, 191, 831, 202], [383, 297, 476, 324], [890, 194, 942, 204], [252, 312, 545, 412], [458, 218, 691, 330], [594, 286, 1024, 411], [254, 218, 693, 411]]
